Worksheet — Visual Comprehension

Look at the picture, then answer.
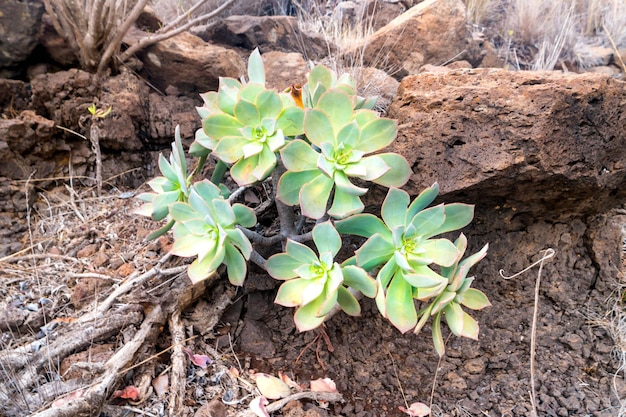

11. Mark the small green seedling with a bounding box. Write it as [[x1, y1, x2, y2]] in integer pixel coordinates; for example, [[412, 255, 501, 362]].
[[138, 49, 489, 356]]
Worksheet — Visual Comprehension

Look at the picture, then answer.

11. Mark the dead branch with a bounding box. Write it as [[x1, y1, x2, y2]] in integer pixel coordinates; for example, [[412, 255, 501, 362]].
[[29, 304, 166, 417], [167, 309, 186, 416]]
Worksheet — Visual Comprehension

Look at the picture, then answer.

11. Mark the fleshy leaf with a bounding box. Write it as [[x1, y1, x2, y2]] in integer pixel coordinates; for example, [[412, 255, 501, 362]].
[[358, 117, 397, 153], [247, 48, 265, 85], [381, 188, 410, 230], [312, 221, 342, 258], [385, 271, 417, 333], [457, 288, 491, 310], [335, 213, 390, 239], [337, 286, 361, 316], [266, 253, 300, 280], [255, 374, 290, 400]]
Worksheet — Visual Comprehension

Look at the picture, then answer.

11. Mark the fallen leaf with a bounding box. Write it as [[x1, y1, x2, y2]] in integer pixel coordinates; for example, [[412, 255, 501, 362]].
[[51, 389, 83, 408], [183, 347, 212, 368], [399, 402, 431, 416], [255, 373, 291, 399], [310, 377, 337, 393], [279, 371, 302, 390], [112, 385, 141, 401], [250, 396, 269, 417], [152, 374, 169, 398]]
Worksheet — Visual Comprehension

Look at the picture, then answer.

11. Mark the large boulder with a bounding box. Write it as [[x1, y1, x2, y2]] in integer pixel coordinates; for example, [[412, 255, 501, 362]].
[[195, 15, 331, 60], [0, 0, 45, 78], [135, 31, 245, 96], [354, 0, 467, 79], [384, 68, 626, 222]]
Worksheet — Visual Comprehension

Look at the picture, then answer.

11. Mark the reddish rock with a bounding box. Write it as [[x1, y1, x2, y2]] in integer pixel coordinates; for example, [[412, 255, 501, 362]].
[[262, 51, 308, 91], [384, 69, 626, 220], [355, 0, 467, 79], [136, 31, 245, 95], [196, 15, 332, 60]]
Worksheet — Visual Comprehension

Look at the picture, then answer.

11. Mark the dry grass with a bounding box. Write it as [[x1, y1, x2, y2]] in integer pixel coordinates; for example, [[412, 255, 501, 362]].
[[470, 0, 626, 70]]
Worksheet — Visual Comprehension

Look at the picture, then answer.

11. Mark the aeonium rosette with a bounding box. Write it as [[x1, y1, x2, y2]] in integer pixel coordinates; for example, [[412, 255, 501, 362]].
[[265, 221, 376, 331], [336, 183, 490, 355], [168, 180, 256, 285], [277, 88, 411, 219]]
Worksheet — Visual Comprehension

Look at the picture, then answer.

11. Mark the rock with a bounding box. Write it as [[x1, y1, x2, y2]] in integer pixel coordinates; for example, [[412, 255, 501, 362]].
[[238, 319, 276, 358], [384, 69, 626, 221], [350, 66, 399, 112], [0, 0, 45, 78], [136, 31, 245, 96], [261, 51, 308, 91], [0, 79, 30, 113], [353, 0, 467, 79], [360, 0, 405, 31], [148, 93, 199, 144], [195, 15, 331, 60], [193, 399, 227, 417]]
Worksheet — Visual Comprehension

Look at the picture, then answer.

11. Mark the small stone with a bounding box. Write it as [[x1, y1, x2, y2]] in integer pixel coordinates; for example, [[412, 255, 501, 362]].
[[193, 399, 226, 417], [560, 333, 583, 351], [464, 357, 486, 374]]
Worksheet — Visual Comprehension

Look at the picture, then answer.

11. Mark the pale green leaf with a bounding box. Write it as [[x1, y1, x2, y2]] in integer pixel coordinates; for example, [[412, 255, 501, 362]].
[[371, 153, 411, 187], [457, 288, 491, 310], [355, 233, 395, 271], [230, 154, 259, 186], [152, 191, 181, 221], [233, 203, 257, 228], [420, 238, 460, 267], [225, 228, 252, 259], [280, 139, 320, 172], [224, 243, 247, 286], [304, 109, 335, 147], [233, 100, 260, 126], [247, 48, 265, 85], [328, 188, 364, 219], [349, 155, 389, 181], [169, 202, 198, 222], [312, 221, 342, 258], [381, 187, 410, 230], [300, 173, 333, 219], [432, 312, 445, 356], [276, 170, 322, 206], [275, 278, 308, 306], [266, 253, 300, 280], [285, 240, 318, 264], [213, 135, 247, 163], [316, 89, 353, 132], [203, 113, 242, 140], [276, 106, 305, 136], [407, 204, 446, 238], [443, 301, 464, 336], [357, 117, 397, 153], [293, 297, 326, 331], [424, 203, 475, 239], [406, 183, 439, 221], [386, 270, 417, 333], [335, 120, 359, 148], [256, 90, 282, 119], [337, 286, 361, 316], [335, 213, 390, 239], [342, 265, 376, 297]]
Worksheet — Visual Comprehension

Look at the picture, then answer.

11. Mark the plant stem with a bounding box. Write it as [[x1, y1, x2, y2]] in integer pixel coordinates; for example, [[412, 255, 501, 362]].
[[272, 161, 297, 237], [210, 159, 228, 185]]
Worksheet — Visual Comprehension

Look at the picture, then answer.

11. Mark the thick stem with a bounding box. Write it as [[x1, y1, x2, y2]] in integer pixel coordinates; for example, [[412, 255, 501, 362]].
[[272, 161, 297, 237]]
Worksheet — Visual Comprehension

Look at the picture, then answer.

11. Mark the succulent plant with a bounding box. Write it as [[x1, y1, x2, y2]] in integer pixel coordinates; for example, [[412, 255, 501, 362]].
[[277, 88, 411, 219], [266, 221, 376, 331]]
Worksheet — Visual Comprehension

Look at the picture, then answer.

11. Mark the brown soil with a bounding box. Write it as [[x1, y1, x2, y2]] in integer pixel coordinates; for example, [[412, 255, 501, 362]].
[[0, 183, 624, 417]]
